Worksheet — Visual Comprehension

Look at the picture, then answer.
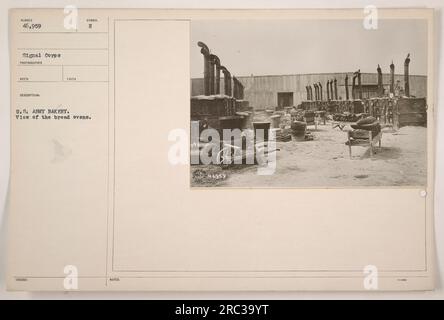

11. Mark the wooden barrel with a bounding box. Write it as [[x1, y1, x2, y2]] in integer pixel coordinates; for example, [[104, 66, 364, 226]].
[[291, 120, 307, 137]]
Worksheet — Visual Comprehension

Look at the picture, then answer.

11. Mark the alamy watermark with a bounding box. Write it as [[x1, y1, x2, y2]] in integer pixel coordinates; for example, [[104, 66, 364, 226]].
[[363, 5, 378, 30], [63, 5, 78, 30], [63, 265, 78, 290], [168, 121, 277, 175], [363, 265, 378, 290]]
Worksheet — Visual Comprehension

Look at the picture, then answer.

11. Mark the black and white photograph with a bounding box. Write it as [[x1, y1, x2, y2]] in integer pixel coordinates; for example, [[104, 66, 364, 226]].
[[190, 19, 428, 188]]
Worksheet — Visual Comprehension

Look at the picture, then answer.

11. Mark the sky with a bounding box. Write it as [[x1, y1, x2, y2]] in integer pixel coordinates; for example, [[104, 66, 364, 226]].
[[190, 19, 428, 78]]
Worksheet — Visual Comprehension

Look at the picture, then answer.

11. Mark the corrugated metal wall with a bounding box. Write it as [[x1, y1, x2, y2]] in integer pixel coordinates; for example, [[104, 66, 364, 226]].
[[191, 73, 427, 110]]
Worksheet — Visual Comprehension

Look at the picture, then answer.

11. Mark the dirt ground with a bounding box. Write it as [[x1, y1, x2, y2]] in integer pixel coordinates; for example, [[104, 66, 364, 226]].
[[190, 113, 427, 188]]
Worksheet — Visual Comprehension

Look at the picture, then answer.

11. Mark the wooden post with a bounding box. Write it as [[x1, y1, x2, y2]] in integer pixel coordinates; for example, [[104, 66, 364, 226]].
[[347, 131, 352, 159], [390, 61, 395, 95]]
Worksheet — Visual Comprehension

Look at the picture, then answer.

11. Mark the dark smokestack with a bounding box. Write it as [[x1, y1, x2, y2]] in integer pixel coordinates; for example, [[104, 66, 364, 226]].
[[209, 54, 217, 95], [334, 78, 338, 100], [233, 76, 238, 99], [212, 55, 221, 95], [345, 75, 349, 100], [197, 41, 210, 95], [404, 53, 410, 96], [357, 70, 362, 99], [390, 61, 395, 95], [377, 64, 383, 96], [232, 77, 244, 100], [352, 74, 357, 100], [326, 80, 330, 100], [220, 66, 231, 96], [238, 80, 244, 100]]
